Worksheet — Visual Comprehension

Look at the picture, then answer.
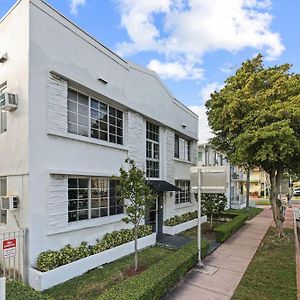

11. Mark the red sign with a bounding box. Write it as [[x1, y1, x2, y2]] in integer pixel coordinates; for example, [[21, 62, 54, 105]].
[[3, 239, 16, 259]]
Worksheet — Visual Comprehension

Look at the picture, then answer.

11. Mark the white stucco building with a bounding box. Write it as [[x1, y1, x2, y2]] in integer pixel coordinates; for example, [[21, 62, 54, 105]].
[[0, 0, 199, 274], [198, 144, 247, 209]]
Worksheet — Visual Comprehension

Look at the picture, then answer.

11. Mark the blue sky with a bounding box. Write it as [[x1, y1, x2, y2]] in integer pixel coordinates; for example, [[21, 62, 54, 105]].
[[1, 0, 300, 142]]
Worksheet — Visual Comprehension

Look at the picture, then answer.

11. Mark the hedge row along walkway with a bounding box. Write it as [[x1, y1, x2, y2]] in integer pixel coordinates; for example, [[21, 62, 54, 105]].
[[165, 208, 273, 300]]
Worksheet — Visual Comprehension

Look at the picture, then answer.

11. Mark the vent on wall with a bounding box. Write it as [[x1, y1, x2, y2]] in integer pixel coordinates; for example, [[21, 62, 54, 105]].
[[98, 77, 108, 85], [0, 53, 8, 64]]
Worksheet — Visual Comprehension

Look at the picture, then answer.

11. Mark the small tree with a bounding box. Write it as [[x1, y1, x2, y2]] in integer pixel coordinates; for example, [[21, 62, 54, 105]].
[[202, 193, 227, 228], [117, 158, 155, 272]]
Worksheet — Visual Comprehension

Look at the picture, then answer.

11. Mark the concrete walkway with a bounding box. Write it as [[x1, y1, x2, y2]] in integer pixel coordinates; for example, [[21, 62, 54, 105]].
[[165, 209, 274, 300]]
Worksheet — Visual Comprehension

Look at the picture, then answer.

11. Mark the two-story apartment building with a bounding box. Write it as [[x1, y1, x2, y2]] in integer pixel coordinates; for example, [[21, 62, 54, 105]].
[[0, 0, 199, 273], [198, 144, 247, 209]]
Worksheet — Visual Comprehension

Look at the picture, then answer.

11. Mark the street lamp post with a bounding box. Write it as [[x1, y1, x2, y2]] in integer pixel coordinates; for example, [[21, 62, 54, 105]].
[[197, 168, 203, 267]]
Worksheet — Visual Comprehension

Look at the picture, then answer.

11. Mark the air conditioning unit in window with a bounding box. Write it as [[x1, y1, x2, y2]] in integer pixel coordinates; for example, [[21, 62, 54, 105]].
[[0, 93, 18, 111], [1, 196, 19, 210]]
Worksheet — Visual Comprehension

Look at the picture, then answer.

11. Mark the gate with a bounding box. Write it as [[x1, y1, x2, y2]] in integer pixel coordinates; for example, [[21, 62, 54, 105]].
[[0, 229, 28, 283]]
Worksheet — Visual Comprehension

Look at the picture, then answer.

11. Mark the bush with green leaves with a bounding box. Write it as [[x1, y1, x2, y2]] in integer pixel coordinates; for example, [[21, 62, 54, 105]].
[[6, 280, 52, 300], [36, 225, 152, 272], [97, 240, 210, 300], [164, 211, 198, 226], [214, 213, 248, 243]]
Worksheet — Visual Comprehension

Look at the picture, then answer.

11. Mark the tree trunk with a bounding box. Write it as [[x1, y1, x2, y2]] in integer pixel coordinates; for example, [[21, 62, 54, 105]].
[[210, 214, 213, 229], [246, 168, 250, 210], [134, 224, 138, 272], [269, 169, 284, 237]]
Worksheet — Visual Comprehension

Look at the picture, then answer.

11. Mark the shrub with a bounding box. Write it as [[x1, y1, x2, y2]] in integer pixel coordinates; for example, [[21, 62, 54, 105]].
[[164, 211, 198, 226], [98, 240, 210, 300], [214, 214, 248, 243], [6, 280, 52, 300], [36, 225, 152, 272]]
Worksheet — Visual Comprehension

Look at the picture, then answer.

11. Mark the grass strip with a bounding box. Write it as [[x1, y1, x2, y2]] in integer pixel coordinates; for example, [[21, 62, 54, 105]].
[[232, 227, 296, 300]]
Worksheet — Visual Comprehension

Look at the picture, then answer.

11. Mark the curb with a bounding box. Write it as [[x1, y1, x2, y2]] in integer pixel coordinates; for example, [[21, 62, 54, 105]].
[[293, 210, 300, 300]]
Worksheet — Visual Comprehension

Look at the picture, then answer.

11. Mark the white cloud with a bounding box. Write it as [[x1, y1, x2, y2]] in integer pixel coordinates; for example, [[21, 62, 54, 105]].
[[147, 59, 204, 80], [189, 105, 213, 144], [70, 0, 86, 15], [115, 0, 284, 79], [189, 82, 223, 143], [199, 82, 224, 103]]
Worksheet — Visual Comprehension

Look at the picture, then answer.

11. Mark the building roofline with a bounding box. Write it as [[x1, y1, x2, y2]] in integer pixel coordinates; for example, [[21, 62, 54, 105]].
[[1, 0, 198, 120], [0, 0, 23, 24]]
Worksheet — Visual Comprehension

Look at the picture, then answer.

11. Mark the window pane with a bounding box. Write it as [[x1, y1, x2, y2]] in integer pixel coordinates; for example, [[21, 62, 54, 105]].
[[78, 115, 89, 126], [100, 131, 108, 141], [67, 89, 89, 137], [67, 100, 77, 112], [91, 209, 100, 219], [78, 126, 88, 137], [78, 93, 88, 106], [68, 89, 77, 101], [91, 109, 98, 119], [68, 123, 77, 134], [79, 210, 88, 220], [146, 122, 159, 178], [78, 104, 88, 116]]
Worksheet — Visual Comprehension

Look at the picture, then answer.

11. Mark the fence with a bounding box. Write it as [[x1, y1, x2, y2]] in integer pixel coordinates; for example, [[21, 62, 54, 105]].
[[0, 229, 28, 283]]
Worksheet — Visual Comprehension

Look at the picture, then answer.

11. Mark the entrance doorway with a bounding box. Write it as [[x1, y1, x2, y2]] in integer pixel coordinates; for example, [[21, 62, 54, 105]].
[[145, 194, 164, 235]]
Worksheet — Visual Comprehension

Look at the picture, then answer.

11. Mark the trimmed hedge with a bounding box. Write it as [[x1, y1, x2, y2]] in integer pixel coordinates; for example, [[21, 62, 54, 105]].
[[164, 211, 198, 226], [214, 213, 248, 243], [36, 225, 152, 272], [6, 280, 52, 300], [97, 240, 210, 300]]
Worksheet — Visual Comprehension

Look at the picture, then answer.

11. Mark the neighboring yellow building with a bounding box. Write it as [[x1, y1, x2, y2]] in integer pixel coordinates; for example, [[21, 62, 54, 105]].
[[249, 168, 270, 198]]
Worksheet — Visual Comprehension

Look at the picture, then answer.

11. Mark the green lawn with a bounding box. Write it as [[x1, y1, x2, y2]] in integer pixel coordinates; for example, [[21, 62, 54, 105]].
[[43, 246, 173, 300], [232, 228, 297, 300], [226, 207, 263, 220], [254, 199, 271, 205]]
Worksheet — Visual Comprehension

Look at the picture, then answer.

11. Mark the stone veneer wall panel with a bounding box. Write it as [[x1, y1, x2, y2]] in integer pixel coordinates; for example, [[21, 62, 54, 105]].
[[48, 73, 68, 133], [127, 112, 146, 169], [47, 175, 68, 234], [165, 128, 175, 183]]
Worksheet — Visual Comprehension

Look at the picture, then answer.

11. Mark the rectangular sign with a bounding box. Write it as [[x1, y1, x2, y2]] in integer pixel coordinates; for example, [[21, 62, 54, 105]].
[[3, 238, 16, 259]]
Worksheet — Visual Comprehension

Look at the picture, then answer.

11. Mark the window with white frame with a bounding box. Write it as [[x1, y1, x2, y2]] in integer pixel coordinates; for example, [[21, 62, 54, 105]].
[[0, 178, 7, 224], [175, 180, 191, 204], [174, 135, 190, 161], [174, 134, 191, 160], [146, 121, 159, 178], [68, 177, 123, 223], [67, 88, 123, 145], [0, 84, 7, 134]]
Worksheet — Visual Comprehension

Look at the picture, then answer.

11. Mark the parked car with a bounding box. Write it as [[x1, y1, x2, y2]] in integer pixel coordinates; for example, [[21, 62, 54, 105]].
[[293, 187, 300, 197]]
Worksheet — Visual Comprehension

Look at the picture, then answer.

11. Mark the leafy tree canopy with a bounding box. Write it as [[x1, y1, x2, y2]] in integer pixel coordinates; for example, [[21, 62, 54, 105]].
[[206, 54, 300, 236], [206, 54, 300, 175]]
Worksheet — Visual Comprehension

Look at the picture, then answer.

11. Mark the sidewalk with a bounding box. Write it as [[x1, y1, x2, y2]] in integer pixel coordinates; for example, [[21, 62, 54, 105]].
[[165, 208, 273, 300]]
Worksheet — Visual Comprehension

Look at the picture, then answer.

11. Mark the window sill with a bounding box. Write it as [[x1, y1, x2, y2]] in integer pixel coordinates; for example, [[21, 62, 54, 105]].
[[175, 202, 194, 210], [48, 130, 128, 152], [47, 213, 126, 235], [173, 158, 195, 165]]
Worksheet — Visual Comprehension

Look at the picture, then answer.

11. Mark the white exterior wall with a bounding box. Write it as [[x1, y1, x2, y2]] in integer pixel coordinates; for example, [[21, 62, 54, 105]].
[[1, 0, 198, 268], [0, 0, 30, 231]]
